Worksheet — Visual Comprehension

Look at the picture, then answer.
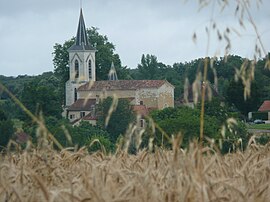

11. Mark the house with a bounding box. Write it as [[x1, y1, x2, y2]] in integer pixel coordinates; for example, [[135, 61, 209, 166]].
[[64, 9, 174, 126], [258, 100, 270, 120], [258, 100, 270, 112], [248, 100, 270, 121]]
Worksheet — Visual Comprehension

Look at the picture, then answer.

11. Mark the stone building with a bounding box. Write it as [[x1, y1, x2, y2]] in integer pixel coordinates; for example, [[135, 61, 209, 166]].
[[65, 9, 174, 125]]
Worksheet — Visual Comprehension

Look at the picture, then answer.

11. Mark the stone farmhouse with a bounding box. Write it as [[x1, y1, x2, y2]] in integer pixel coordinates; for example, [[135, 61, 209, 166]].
[[64, 9, 174, 126]]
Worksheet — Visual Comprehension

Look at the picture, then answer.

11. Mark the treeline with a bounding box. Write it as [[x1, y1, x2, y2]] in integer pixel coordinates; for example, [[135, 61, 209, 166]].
[[2, 54, 269, 118], [130, 53, 270, 116], [0, 27, 269, 151]]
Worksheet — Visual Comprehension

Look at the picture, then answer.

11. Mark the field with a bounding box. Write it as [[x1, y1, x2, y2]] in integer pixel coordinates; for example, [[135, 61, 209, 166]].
[[1, 142, 270, 202], [247, 123, 270, 130]]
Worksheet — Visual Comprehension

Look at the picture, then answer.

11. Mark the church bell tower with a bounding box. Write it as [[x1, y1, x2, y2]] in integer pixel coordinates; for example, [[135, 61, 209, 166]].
[[65, 8, 96, 106]]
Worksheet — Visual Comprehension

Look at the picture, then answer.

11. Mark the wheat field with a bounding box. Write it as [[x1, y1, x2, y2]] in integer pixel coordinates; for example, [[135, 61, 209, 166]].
[[0, 141, 269, 202]]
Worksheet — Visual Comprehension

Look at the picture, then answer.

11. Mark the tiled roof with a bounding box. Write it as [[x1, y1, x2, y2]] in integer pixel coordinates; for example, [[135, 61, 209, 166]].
[[82, 113, 97, 120], [132, 105, 149, 117], [67, 99, 96, 111], [258, 100, 270, 112], [78, 80, 168, 91]]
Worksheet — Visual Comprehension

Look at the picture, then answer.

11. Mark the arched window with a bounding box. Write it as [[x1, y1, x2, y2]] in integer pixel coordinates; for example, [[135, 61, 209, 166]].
[[74, 88, 77, 102], [75, 60, 79, 78], [88, 60, 92, 79], [140, 119, 144, 128]]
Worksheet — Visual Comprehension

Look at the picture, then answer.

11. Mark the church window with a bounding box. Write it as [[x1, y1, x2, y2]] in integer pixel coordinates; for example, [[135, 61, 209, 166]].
[[88, 60, 92, 79], [140, 101, 144, 105], [75, 60, 79, 78], [74, 88, 77, 102], [140, 119, 144, 128]]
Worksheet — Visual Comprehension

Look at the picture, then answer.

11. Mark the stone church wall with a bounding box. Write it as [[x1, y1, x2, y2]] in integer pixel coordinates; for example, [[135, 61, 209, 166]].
[[137, 88, 158, 109], [79, 89, 136, 100], [157, 83, 174, 109]]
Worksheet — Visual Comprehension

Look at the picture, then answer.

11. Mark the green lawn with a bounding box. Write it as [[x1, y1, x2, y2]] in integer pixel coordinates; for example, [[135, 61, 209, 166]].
[[247, 123, 270, 130]]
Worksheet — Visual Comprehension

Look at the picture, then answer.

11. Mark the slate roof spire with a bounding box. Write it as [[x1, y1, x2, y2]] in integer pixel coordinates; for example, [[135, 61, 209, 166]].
[[69, 8, 95, 51]]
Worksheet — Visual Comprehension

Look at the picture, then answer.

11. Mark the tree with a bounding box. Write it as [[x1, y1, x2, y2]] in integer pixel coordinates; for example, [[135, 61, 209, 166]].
[[97, 97, 135, 143], [137, 54, 164, 79], [0, 109, 14, 149], [20, 76, 62, 120], [150, 104, 248, 152], [88, 28, 128, 80], [87, 134, 115, 153], [226, 79, 262, 117], [53, 27, 130, 103], [150, 106, 220, 148], [48, 119, 111, 151]]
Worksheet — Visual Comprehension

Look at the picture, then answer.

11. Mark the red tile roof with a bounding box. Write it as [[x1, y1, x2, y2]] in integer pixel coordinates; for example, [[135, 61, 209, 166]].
[[258, 100, 270, 112], [68, 99, 96, 111], [82, 112, 97, 120], [132, 105, 149, 117], [78, 80, 169, 91]]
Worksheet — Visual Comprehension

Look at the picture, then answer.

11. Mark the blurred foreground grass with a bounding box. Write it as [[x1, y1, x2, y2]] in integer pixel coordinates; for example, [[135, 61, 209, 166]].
[[0, 141, 269, 202]]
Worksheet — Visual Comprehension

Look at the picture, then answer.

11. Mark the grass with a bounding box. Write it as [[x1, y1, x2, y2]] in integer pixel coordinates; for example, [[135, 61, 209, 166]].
[[0, 141, 270, 202], [247, 123, 270, 130]]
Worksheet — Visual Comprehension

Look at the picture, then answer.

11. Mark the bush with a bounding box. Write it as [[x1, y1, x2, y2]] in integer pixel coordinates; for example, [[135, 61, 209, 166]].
[[0, 109, 15, 149], [256, 134, 270, 145], [87, 134, 115, 153], [149, 105, 249, 152], [150, 106, 220, 148]]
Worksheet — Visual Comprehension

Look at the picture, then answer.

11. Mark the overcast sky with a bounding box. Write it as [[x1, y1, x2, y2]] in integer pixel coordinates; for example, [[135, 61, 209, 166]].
[[0, 0, 269, 76]]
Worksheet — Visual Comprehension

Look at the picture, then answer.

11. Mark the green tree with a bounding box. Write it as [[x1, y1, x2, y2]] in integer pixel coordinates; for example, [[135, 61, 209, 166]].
[[138, 54, 163, 79], [49, 119, 111, 150], [87, 134, 115, 153], [226, 79, 262, 117], [150, 105, 248, 151], [97, 97, 135, 143], [196, 98, 249, 153], [20, 76, 62, 120], [53, 27, 130, 103], [150, 106, 220, 148], [0, 109, 14, 149]]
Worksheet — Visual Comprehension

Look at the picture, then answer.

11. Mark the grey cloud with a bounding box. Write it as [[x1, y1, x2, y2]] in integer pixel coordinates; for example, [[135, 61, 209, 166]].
[[0, 0, 269, 76]]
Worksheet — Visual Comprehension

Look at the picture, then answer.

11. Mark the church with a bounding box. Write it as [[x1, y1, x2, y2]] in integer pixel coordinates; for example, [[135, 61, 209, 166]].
[[64, 9, 175, 126]]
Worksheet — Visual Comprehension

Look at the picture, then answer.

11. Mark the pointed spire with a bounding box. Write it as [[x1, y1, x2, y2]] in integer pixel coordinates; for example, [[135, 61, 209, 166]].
[[108, 62, 118, 80], [69, 9, 95, 51], [75, 9, 88, 46]]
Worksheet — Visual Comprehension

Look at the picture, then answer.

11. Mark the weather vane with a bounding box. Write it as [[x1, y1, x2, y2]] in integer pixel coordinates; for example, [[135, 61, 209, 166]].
[[80, 0, 83, 9]]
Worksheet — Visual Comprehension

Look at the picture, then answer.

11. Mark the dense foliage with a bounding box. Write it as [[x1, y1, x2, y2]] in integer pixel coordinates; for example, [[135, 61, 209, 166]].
[[0, 25, 269, 151], [150, 106, 220, 148], [0, 109, 14, 149], [97, 97, 136, 143], [150, 99, 248, 152], [131, 54, 270, 116]]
